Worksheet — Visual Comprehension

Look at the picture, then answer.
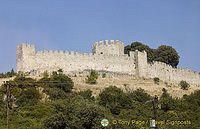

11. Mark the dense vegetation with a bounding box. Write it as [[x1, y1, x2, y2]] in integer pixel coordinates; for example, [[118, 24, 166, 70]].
[[124, 42, 180, 67], [85, 70, 99, 85], [0, 70, 199, 129], [179, 80, 190, 90], [0, 69, 16, 78]]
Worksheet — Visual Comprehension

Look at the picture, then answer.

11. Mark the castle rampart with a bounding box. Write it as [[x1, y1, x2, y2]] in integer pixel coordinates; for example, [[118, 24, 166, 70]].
[[17, 40, 200, 86], [17, 40, 136, 76], [148, 61, 200, 86]]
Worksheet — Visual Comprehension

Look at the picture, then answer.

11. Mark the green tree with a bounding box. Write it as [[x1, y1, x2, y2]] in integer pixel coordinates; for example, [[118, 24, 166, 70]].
[[11, 69, 16, 76], [78, 89, 94, 100], [184, 90, 200, 110], [153, 77, 160, 85], [42, 71, 49, 78], [154, 45, 180, 67], [129, 88, 151, 103], [86, 70, 98, 85], [2, 76, 41, 106], [9, 102, 53, 129], [43, 96, 109, 129], [124, 45, 131, 55], [160, 92, 179, 112], [179, 80, 190, 90], [98, 86, 132, 115], [102, 73, 106, 78], [50, 71, 74, 93], [38, 70, 74, 100], [161, 88, 170, 98], [125, 42, 180, 67], [124, 42, 155, 62], [0, 73, 6, 78]]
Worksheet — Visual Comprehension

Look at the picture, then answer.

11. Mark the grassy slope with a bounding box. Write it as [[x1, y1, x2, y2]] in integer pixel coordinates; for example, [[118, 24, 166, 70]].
[[1, 76, 200, 98]]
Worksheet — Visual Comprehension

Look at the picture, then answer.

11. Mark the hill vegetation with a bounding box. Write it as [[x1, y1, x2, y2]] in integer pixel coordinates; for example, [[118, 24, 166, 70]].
[[124, 42, 180, 67], [0, 70, 200, 129], [0, 42, 197, 128]]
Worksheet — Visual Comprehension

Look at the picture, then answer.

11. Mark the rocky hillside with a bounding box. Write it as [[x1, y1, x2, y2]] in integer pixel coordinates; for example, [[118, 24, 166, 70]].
[[1, 76, 200, 98], [72, 76, 200, 98]]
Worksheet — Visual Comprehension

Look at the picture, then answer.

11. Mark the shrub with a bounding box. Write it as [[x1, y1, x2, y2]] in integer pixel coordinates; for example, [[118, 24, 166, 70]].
[[123, 84, 131, 93], [164, 82, 172, 87], [38, 70, 74, 100], [0, 69, 16, 78], [1, 76, 41, 107], [85, 70, 98, 85], [42, 71, 49, 78], [0, 73, 6, 78], [17, 86, 41, 106], [161, 88, 170, 98], [154, 77, 160, 84], [98, 86, 132, 115], [78, 90, 94, 100], [180, 80, 190, 90], [129, 88, 151, 103], [43, 97, 108, 129], [160, 96, 179, 112], [102, 73, 106, 78], [50, 70, 74, 93]]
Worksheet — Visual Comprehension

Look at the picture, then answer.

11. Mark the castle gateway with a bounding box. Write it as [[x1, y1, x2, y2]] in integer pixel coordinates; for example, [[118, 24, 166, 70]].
[[17, 40, 200, 85]]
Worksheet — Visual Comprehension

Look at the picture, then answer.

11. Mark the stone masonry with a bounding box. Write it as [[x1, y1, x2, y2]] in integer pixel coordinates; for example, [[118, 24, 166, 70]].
[[16, 40, 200, 86]]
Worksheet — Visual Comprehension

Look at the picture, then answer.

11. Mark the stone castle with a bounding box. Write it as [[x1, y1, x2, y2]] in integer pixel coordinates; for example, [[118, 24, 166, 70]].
[[17, 40, 200, 85]]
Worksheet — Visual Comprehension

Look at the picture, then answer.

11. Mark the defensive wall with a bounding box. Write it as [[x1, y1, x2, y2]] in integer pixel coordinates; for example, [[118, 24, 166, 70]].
[[148, 61, 200, 86], [16, 40, 200, 86], [17, 40, 138, 76]]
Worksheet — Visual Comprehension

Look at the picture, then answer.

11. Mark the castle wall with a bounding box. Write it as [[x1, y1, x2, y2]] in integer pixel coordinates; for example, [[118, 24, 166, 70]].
[[33, 50, 136, 75], [148, 61, 200, 86], [17, 44, 36, 73], [17, 42, 200, 86], [17, 42, 136, 76], [92, 40, 124, 55], [134, 50, 148, 78]]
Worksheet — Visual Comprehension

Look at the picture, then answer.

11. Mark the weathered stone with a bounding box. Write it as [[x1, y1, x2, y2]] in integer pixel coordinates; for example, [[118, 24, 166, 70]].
[[16, 41, 200, 86]]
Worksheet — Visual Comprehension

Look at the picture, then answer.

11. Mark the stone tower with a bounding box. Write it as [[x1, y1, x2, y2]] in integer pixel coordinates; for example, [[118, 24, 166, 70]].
[[134, 50, 148, 78], [17, 44, 35, 73], [92, 40, 124, 55], [16, 41, 200, 86]]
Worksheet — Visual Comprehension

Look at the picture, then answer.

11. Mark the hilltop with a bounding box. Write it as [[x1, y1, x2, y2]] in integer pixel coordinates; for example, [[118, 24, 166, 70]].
[[1, 75, 199, 98]]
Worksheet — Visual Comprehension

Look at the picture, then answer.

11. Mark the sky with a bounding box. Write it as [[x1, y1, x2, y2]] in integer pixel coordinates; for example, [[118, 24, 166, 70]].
[[0, 0, 199, 73]]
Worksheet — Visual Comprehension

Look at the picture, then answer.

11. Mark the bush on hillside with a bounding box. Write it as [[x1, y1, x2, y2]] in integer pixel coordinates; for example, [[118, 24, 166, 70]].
[[180, 80, 190, 90], [43, 96, 108, 129], [98, 86, 132, 115], [0, 69, 16, 78], [102, 73, 106, 78], [78, 89, 94, 100], [129, 88, 151, 103], [85, 70, 98, 85], [38, 70, 74, 100], [154, 77, 160, 85]]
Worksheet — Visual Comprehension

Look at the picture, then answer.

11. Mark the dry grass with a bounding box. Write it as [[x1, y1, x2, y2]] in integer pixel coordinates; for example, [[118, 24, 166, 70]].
[[1, 76, 199, 98], [72, 76, 200, 98], [0, 77, 15, 86]]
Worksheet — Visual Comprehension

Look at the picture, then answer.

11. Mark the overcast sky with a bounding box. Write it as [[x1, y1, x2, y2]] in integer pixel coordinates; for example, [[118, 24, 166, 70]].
[[0, 0, 199, 73]]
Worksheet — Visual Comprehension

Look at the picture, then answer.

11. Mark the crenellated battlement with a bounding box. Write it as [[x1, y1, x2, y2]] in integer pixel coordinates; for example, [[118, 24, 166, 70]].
[[35, 49, 94, 57], [18, 43, 35, 48], [16, 41, 200, 86], [148, 61, 200, 85], [92, 40, 124, 48], [92, 40, 124, 55], [34, 49, 130, 57]]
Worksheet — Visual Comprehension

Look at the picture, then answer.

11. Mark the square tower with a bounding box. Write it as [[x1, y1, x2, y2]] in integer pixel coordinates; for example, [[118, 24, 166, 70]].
[[92, 40, 124, 55], [134, 50, 148, 78], [17, 44, 36, 73]]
